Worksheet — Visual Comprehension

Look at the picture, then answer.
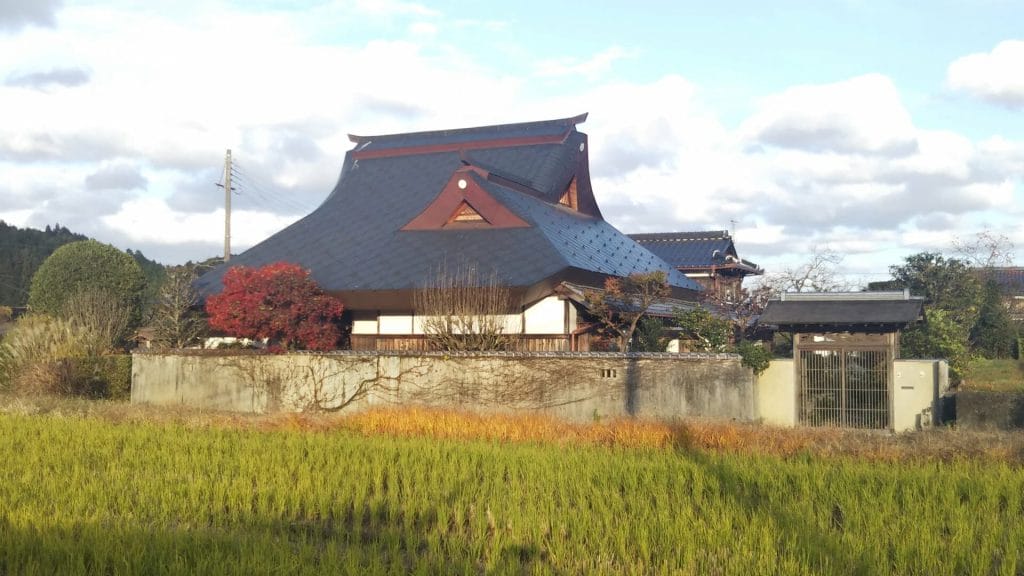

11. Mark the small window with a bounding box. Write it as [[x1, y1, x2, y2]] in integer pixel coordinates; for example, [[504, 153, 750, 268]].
[[600, 368, 617, 378], [449, 201, 486, 223], [559, 177, 579, 210]]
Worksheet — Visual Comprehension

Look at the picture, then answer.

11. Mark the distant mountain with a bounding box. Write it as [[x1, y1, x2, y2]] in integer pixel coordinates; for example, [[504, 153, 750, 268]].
[[0, 221, 169, 308], [0, 222, 89, 307]]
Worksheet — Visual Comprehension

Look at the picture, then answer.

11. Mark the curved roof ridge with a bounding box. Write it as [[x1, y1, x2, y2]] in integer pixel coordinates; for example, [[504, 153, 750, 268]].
[[630, 230, 731, 242], [348, 113, 588, 145]]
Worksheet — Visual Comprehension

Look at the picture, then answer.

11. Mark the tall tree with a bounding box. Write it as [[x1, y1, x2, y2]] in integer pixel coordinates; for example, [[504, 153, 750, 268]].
[[951, 230, 1015, 268], [970, 278, 1018, 359], [889, 252, 980, 325], [888, 252, 982, 380], [151, 267, 206, 349], [585, 271, 671, 352], [205, 262, 344, 351]]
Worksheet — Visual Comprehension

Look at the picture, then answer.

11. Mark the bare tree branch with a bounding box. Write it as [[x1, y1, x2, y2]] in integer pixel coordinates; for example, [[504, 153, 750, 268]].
[[951, 230, 1015, 269], [757, 246, 850, 295], [414, 263, 519, 352]]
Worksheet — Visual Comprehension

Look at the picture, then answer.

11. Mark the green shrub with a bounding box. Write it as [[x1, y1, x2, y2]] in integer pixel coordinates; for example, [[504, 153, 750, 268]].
[[93, 355, 132, 400], [737, 340, 772, 375]]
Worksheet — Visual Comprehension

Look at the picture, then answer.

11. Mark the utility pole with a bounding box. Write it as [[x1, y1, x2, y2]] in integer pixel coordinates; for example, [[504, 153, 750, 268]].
[[223, 149, 232, 262]]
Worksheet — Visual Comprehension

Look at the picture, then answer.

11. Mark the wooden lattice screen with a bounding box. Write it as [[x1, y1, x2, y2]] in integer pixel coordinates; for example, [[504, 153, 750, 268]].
[[796, 333, 894, 429]]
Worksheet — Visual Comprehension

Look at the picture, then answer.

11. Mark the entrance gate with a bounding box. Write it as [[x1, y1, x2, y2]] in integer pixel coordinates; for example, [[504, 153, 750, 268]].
[[796, 333, 893, 429]]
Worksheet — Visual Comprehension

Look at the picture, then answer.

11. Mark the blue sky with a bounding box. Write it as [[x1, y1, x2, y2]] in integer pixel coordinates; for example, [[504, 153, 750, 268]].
[[1, 0, 1021, 285]]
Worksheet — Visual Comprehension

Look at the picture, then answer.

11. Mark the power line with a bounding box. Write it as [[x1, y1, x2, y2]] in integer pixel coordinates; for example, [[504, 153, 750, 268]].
[[229, 161, 319, 216]]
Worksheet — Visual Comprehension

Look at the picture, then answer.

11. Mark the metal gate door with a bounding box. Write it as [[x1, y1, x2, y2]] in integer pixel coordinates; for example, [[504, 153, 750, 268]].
[[798, 341, 891, 429]]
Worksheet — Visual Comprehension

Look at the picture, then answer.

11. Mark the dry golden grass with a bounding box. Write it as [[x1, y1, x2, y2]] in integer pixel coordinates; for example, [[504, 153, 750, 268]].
[[3, 393, 1023, 464]]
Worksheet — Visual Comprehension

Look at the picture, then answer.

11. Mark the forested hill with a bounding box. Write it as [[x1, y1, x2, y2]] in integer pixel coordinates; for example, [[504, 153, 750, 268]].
[[0, 221, 166, 308]]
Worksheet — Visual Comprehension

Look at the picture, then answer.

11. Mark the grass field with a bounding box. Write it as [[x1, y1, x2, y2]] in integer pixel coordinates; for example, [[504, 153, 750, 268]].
[[1, 401, 1023, 575], [963, 357, 1024, 392]]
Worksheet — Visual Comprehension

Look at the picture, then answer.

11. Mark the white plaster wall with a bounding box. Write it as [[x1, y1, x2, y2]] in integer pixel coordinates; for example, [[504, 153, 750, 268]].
[[351, 311, 378, 335], [523, 296, 566, 334], [412, 314, 523, 334], [351, 320, 377, 335], [378, 315, 414, 335], [756, 359, 796, 426]]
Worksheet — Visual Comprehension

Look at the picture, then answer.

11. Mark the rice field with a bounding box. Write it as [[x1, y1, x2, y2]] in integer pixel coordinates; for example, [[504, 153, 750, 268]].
[[1, 408, 1023, 575]]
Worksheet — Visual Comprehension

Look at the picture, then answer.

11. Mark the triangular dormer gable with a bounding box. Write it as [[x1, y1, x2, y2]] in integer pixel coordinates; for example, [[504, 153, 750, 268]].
[[401, 168, 530, 231], [456, 133, 602, 219]]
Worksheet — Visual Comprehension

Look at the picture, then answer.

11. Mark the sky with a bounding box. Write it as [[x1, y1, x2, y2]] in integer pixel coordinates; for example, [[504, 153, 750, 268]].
[[1, 0, 1022, 286]]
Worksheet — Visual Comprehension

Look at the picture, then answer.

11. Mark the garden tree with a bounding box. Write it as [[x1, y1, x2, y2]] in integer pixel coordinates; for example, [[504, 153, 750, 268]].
[[28, 240, 147, 349], [584, 271, 670, 352], [970, 278, 1018, 359], [759, 246, 850, 295], [151, 266, 206, 349], [672, 298, 774, 374], [634, 317, 668, 352], [889, 252, 980, 326], [674, 307, 732, 352], [901, 309, 972, 380], [205, 262, 344, 351], [413, 264, 518, 352], [888, 252, 981, 378], [704, 283, 774, 341]]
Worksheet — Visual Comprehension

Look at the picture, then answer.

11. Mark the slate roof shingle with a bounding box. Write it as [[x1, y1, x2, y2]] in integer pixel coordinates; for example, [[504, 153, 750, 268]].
[[196, 115, 701, 309]]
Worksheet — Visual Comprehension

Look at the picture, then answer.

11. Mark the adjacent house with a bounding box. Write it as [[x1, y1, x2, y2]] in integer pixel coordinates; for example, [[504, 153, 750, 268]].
[[196, 114, 702, 351], [988, 267, 1024, 322], [628, 231, 762, 302]]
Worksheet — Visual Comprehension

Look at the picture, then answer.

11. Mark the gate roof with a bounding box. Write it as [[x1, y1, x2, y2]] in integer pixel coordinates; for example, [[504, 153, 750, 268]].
[[759, 292, 924, 333]]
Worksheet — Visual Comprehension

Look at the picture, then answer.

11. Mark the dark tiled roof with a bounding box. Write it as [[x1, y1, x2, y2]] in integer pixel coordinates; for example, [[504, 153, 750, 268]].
[[348, 113, 586, 153], [759, 298, 923, 330], [628, 231, 760, 273], [989, 267, 1024, 296], [197, 115, 700, 307], [557, 282, 699, 318]]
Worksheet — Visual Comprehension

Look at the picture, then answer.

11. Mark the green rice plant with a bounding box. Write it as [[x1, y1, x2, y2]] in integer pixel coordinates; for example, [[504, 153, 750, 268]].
[[0, 413, 1022, 575]]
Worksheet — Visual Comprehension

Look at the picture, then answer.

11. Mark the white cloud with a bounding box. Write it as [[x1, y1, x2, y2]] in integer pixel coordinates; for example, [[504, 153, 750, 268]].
[[741, 74, 917, 156], [0, 0, 62, 32], [0, 2, 1019, 277], [535, 46, 638, 80], [947, 40, 1024, 109], [102, 197, 298, 247]]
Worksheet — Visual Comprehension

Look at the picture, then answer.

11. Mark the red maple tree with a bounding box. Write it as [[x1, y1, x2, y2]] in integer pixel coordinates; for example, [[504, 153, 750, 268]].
[[205, 262, 344, 351]]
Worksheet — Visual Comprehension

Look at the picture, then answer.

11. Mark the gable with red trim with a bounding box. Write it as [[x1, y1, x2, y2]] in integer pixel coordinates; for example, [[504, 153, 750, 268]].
[[401, 168, 531, 230]]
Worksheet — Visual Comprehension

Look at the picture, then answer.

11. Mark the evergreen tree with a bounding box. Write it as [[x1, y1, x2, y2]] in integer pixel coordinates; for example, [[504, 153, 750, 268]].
[[970, 277, 1018, 359]]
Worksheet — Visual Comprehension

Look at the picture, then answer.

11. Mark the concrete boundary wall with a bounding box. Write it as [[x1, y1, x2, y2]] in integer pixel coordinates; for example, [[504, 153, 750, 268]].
[[131, 351, 755, 423]]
